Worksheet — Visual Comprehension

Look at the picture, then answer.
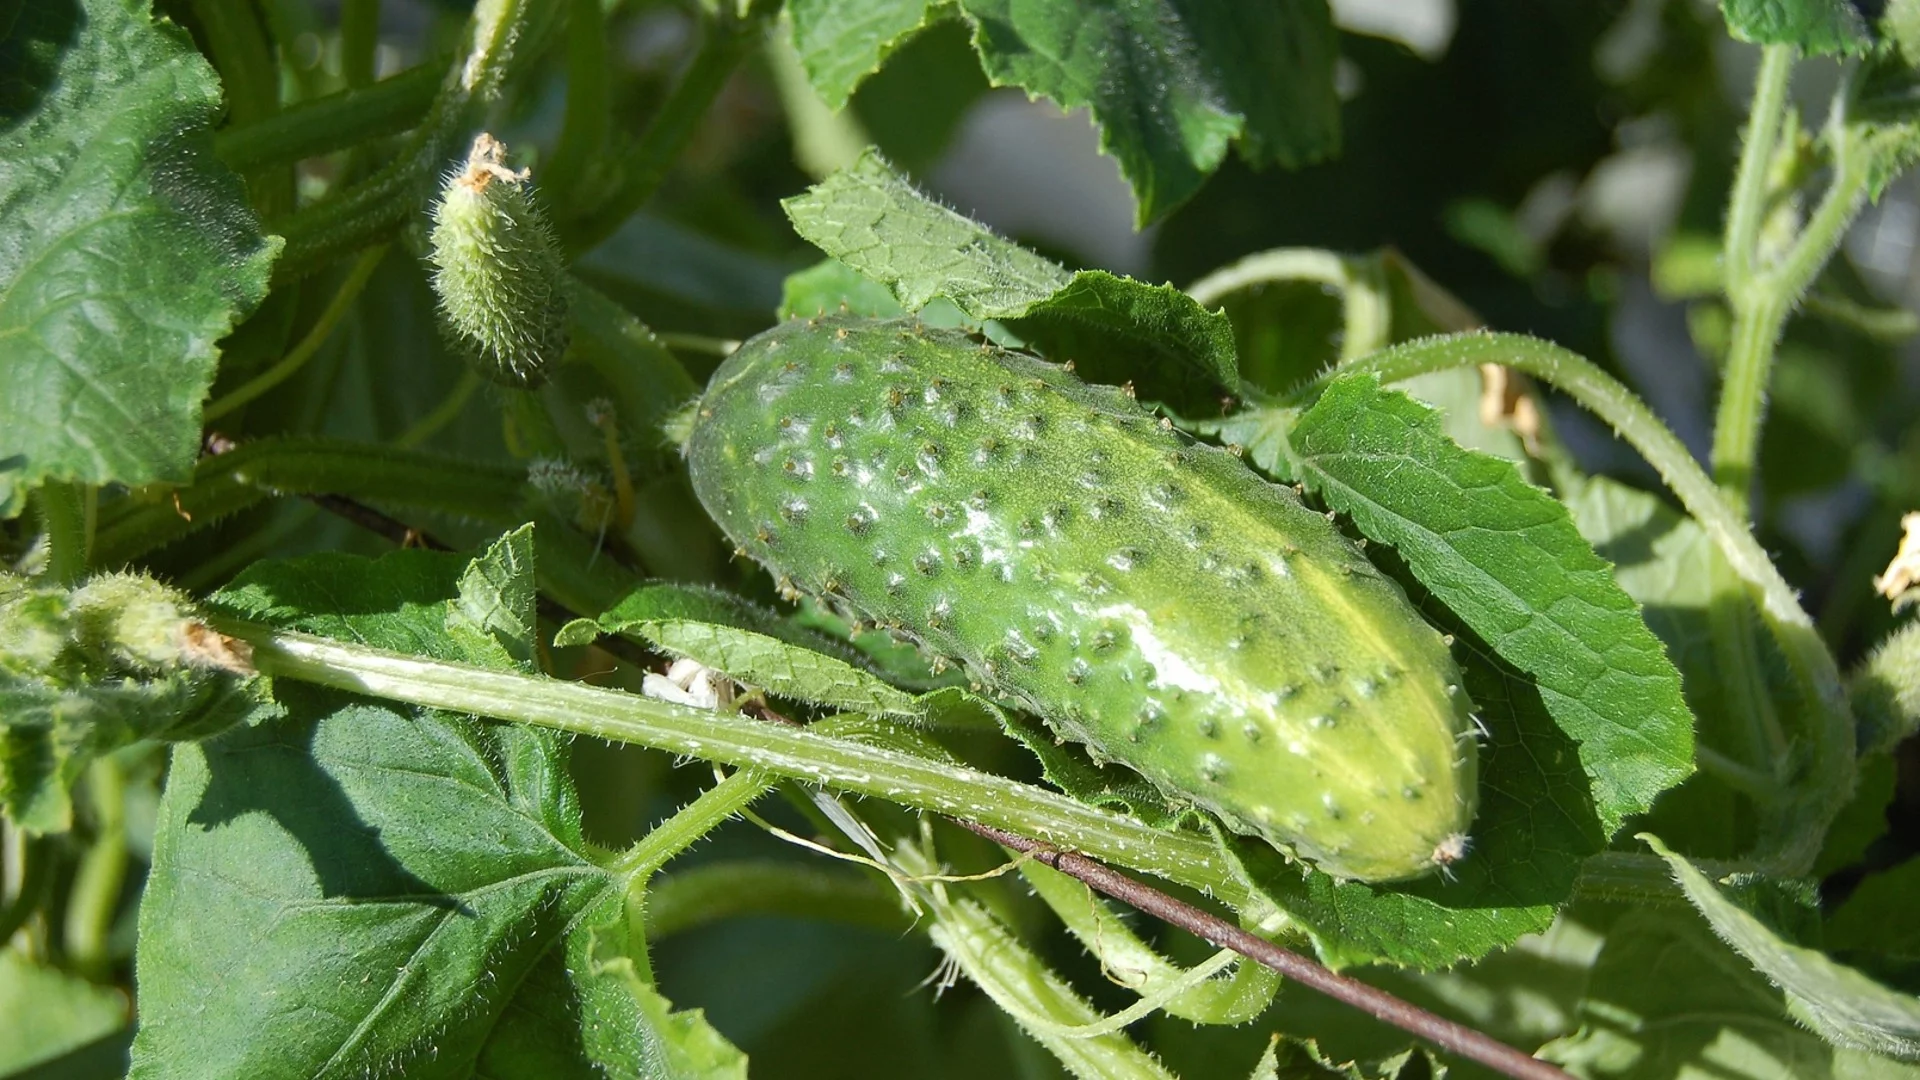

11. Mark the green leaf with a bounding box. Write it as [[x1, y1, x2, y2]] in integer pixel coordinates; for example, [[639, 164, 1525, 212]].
[[787, 0, 941, 109], [782, 151, 1238, 409], [576, 910, 751, 1080], [952, 0, 1338, 223], [0, 0, 280, 514], [1540, 905, 1906, 1079], [0, 948, 128, 1074], [137, 544, 748, 1079], [1646, 834, 1920, 1062], [1720, 0, 1873, 56], [446, 525, 539, 671], [779, 257, 908, 320], [1289, 375, 1695, 836]]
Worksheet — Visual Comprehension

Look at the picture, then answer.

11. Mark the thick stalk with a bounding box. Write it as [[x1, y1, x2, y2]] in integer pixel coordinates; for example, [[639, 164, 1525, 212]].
[[34, 481, 92, 586], [543, 0, 611, 205], [341, 0, 381, 88], [91, 439, 529, 567], [214, 62, 440, 171], [224, 624, 1251, 905]]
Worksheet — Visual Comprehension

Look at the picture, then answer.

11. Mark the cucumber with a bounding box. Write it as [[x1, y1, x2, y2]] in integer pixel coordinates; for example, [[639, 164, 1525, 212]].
[[685, 316, 1477, 882]]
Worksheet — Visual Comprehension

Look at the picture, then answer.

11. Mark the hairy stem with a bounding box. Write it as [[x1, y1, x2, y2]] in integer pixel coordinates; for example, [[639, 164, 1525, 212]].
[[273, 0, 544, 281], [221, 624, 1251, 904], [543, 0, 611, 205], [1722, 45, 1794, 297], [63, 757, 128, 978], [34, 481, 92, 586], [341, 0, 381, 89], [643, 859, 912, 939], [91, 439, 529, 567]]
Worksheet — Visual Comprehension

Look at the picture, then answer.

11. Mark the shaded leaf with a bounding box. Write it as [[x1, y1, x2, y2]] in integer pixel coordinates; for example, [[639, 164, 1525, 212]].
[[0, 948, 128, 1074], [1647, 834, 1920, 1062], [953, 0, 1338, 223], [1540, 905, 1899, 1079], [446, 525, 539, 671], [783, 151, 1238, 409], [0, 0, 280, 513]]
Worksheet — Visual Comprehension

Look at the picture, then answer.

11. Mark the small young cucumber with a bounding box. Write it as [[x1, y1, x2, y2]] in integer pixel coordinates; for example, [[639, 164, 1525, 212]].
[[428, 134, 569, 389], [686, 317, 1478, 882]]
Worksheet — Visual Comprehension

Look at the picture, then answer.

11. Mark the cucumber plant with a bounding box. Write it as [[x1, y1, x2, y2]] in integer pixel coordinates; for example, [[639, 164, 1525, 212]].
[[3, 2, 1920, 1079]]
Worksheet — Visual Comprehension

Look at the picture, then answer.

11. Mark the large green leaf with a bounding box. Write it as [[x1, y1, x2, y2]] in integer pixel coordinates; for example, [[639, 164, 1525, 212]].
[[953, 0, 1338, 223], [783, 151, 1238, 410], [1646, 835, 1920, 1063], [1288, 375, 1695, 836], [131, 537, 746, 1079], [0, 0, 280, 514]]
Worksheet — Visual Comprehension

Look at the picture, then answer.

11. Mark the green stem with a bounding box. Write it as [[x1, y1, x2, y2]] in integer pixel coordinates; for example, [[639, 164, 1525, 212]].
[[395, 370, 482, 449], [341, 0, 381, 88], [542, 0, 611, 205], [35, 481, 92, 586], [63, 757, 128, 978], [214, 61, 440, 172], [643, 859, 911, 939], [0, 830, 54, 951], [613, 769, 777, 882], [1322, 332, 1854, 875], [1722, 45, 1795, 296], [205, 245, 389, 421], [560, 11, 766, 253], [273, 0, 543, 282], [90, 438, 530, 567], [226, 624, 1251, 905], [190, 0, 281, 127], [1186, 247, 1392, 362]]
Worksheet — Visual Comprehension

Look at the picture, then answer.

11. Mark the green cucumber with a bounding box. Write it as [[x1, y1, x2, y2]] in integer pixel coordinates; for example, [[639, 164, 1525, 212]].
[[685, 316, 1477, 882]]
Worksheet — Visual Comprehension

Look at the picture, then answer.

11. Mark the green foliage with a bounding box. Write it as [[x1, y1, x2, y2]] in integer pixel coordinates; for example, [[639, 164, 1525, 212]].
[[0, 0, 280, 514], [131, 537, 745, 1079], [8, 2, 1920, 1077], [783, 151, 1239, 411], [782, 0, 1338, 222]]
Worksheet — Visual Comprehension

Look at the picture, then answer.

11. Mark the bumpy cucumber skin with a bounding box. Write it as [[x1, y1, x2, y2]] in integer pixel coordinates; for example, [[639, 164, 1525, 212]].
[[687, 317, 1477, 882], [428, 135, 570, 389]]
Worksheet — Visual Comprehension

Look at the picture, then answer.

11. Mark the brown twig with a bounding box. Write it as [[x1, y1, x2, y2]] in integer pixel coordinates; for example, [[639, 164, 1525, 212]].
[[957, 821, 1575, 1080]]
